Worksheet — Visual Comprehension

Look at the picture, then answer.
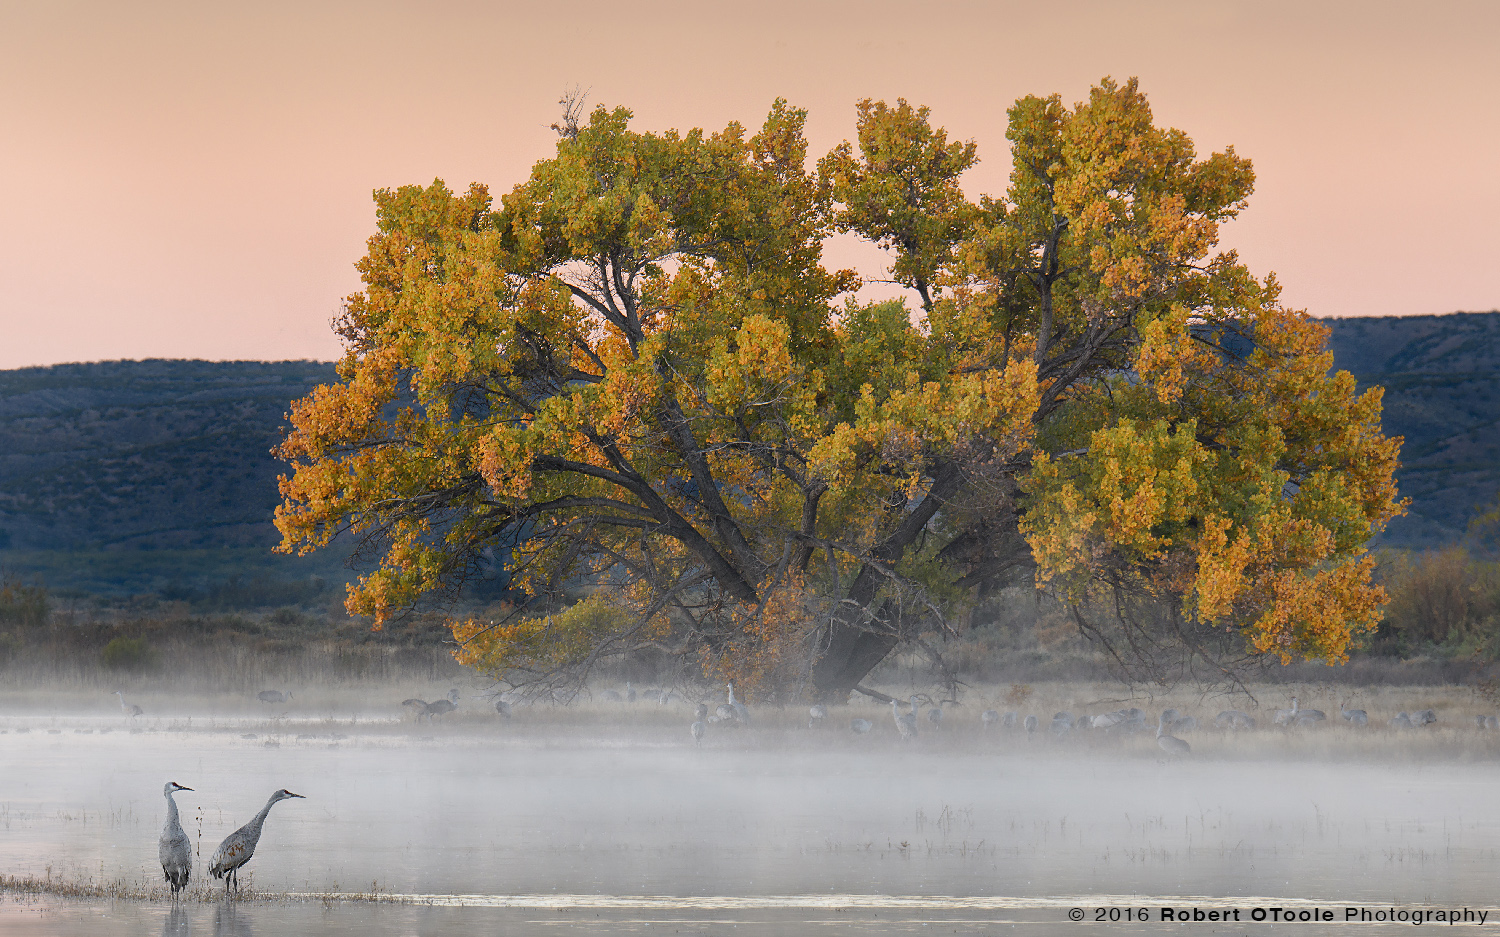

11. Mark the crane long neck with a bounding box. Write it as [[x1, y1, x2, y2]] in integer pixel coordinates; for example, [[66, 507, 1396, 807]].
[[245, 796, 282, 842], [164, 790, 181, 827]]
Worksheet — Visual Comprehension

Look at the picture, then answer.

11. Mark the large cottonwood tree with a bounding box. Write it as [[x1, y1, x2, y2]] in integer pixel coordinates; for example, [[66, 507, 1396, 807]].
[[275, 79, 1403, 699]]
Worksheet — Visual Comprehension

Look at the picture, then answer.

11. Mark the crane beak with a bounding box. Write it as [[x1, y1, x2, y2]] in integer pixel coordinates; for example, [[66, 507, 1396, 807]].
[[285, 791, 306, 798], [178, 785, 194, 792]]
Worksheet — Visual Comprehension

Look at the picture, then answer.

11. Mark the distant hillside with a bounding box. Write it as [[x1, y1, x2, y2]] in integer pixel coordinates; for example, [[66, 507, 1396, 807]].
[[1321, 311, 1500, 549], [0, 359, 348, 597], [1, 316, 1496, 597]]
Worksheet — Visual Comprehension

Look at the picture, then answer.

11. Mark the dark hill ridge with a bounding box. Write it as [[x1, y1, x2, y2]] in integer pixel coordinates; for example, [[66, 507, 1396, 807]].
[[0, 314, 1497, 595], [0, 359, 349, 597], [1320, 311, 1500, 548], [0, 359, 337, 551]]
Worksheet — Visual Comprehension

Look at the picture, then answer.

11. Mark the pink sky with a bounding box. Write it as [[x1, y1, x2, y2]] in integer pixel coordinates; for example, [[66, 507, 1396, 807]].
[[2, 0, 1497, 370]]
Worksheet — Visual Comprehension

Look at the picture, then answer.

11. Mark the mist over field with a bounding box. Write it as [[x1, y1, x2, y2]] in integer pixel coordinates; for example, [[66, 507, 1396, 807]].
[[4, 668, 1500, 935]]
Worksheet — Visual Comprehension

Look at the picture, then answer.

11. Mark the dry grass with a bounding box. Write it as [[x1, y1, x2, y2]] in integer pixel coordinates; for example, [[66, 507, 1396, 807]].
[[0, 873, 395, 904]]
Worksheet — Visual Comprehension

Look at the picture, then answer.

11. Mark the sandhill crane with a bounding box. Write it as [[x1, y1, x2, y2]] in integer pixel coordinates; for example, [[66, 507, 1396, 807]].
[[625, 682, 637, 703], [1274, 696, 1323, 726], [690, 720, 705, 746], [695, 702, 710, 721], [1340, 701, 1368, 726], [892, 699, 917, 739], [1023, 714, 1038, 738], [808, 704, 828, 729], [425, 698, 457, 718], [851, 717, 873, 734], [115, 691, 143, 717], [257, 690, 289, 704], [1001, 711, 1017, 728], [402, 698, 432, 720], [726, 683, 751, 724], [1091, 711, 1123, 729], [208, 789, 305, 897], [1051, 712, 1074, 738], [599, 689, 623, 702], [1412, 708, 1437, 726], [927, 706, 944, 728], [981, 710, 999, 730], [1215, 710, 1255, 729], [1156, 714, 1191, 756], [159, 782, 193, 898], [1477, 714, 1499, 729], [1389, 711, 1413, 728]]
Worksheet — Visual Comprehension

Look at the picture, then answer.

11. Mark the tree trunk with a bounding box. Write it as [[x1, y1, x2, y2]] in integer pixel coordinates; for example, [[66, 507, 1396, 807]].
[[809, 463, 966, 701]]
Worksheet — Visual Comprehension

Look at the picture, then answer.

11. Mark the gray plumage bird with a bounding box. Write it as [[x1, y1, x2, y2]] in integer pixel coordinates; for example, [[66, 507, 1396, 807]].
[[980, 709, 999, 730], [1156, 715, 1191, 756], [1340, 701, 1368, 726], [425, 698, 457, 718], [494, 699, 512, 718], [625, 682, 636, 703], [1001, 711, 1018, 728], [1412, 708, 1437, 726], [892, 699, 917, 739], [927, 706, 944, 728], [159, 782, 193, 897], [1215, 710, 1255, 729], [1389, 711, 1413, 728], [257, 690, 289, 704], [850, 717, 873, 734], [1274, 696, 1325, 725], [1023, 714, 1038, 737], [726, 683, 751, 724], [690, 720, 705, 746], [808, 704, 828, 729], [695, 702, 710, 721], [402, 698, 433, 720], [1092, 711, 1124, 729], [115, 691, 143, 717], [1051, 712, 1074, 738], [208, 789, 305, 897]]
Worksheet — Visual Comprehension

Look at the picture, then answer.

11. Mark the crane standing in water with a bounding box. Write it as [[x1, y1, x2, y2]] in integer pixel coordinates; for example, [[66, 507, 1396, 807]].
[[159, 782, 193, 898], [115, 691, 143, 717], [208, 789, 305, 898]]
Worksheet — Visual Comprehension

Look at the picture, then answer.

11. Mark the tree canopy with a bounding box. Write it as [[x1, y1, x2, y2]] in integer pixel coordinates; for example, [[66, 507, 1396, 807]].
[[274, 78, 1404, 699]]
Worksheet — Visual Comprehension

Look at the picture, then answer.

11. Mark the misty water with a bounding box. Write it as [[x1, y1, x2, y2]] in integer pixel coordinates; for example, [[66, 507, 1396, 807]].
[[3, 691, 1499, 934]]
